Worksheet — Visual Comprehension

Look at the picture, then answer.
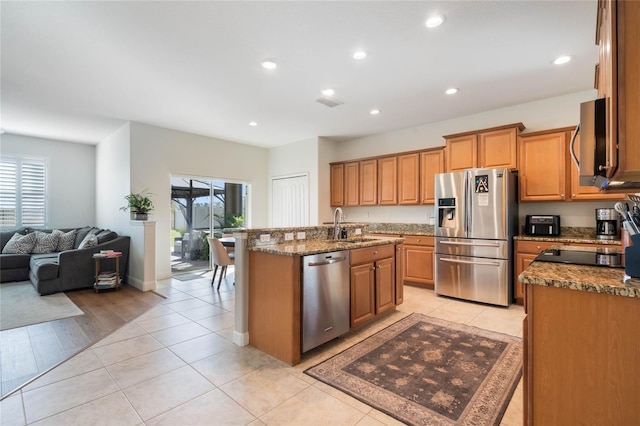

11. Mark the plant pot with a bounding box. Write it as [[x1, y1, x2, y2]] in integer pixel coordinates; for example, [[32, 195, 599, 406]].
[[134, 213, 149, 220]]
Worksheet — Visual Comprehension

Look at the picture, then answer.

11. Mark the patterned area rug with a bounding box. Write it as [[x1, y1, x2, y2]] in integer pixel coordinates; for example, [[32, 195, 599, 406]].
[[305, 313, 522, 426]]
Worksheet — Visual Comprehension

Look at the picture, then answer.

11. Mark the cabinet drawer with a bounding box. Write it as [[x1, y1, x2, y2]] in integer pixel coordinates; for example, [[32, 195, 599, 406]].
[[351, 244, 395, 265], [403, 235, 434, 246], [516, 240, 559, 254]]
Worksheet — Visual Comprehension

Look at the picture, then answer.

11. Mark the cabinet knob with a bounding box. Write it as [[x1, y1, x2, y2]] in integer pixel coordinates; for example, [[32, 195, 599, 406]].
[[373, 251, 378, 255], [417, 239, 421, 242]]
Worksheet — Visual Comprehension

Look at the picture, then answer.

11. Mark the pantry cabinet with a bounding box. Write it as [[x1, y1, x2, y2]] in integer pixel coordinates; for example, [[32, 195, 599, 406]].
[[444, 123, 524, 172], [420, 149, 445, 204]]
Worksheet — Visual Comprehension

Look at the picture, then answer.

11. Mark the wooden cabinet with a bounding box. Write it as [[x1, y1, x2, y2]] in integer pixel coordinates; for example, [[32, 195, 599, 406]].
[[595, 0, 640, 184], [525, 283, 640, 425], [514, 240, 557, 304], [330, 163, 344, 207], [420, 149, 445, 204], [570, 133, 625, 200], [378, 156, 398, 205], [397, 153, 420, 205], [444, 123, 524, 172], [395, 243, 404, 305], [518, 128, 569, 201], [344, 161, 359, 206], [350, 244, 395, 328], [402, 235, 435, 289], [445, 134, 477, 171], [359, 159, 378, 205]]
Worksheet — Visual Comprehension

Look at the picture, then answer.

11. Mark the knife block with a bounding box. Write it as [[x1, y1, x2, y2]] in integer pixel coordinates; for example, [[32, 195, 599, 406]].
[[624, 234, 640, 278]]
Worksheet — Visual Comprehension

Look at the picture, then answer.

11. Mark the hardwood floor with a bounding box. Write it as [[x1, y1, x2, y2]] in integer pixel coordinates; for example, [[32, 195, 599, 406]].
[[0, 284, 165, 398]]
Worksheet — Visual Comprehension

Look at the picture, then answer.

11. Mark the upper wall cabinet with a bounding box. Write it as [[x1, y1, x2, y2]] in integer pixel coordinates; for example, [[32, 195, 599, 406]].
[[420, 149, 445, 204], [397, 153, 420, 205], [378, 156, 398, 205], [330, 161, 360, 207], [519, 128, 570, 201], [444, 123, 525, 172], [330, 163, 344, 207], [359, 159, 378, 206]]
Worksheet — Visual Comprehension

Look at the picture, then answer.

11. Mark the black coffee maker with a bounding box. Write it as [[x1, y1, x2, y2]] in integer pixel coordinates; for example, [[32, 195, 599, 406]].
[[596, 208, 620, 240]]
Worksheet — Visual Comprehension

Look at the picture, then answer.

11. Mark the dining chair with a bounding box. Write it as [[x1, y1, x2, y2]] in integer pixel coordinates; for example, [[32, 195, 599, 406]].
[[207, 237, 235, 290]]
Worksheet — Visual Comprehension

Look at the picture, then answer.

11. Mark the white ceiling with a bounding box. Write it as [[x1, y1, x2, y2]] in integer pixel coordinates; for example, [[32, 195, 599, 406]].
[[1, 1, 598, 148]]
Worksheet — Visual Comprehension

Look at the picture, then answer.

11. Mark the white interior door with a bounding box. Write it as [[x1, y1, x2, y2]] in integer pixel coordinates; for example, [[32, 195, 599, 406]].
[[272, 174, 309, 227]]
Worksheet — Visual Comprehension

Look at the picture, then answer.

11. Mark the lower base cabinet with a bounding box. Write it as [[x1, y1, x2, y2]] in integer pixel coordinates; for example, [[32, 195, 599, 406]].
[[350, 244, 395, 328], [525, 284, 640, 425], [402, 236, 434, 288]]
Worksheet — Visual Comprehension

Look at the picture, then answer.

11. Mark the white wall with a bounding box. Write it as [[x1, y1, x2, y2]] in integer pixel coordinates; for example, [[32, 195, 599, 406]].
[[95, 123, 131, 235], [129, 122, 269, 280], [332, 89, 612, 228], [0, 133, 95, 228], [267, 137, 319, 225]]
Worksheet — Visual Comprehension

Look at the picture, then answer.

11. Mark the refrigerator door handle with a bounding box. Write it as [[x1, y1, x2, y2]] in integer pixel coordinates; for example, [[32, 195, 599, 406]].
[[440, 257, 501, 267], [439, 241, 501, 248]]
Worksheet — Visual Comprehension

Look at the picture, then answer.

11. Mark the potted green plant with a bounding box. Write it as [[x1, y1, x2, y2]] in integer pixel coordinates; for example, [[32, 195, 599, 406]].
[[121, 190, 154, 220]]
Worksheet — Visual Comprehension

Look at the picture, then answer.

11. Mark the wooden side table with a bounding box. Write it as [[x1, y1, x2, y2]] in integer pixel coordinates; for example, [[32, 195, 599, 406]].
[[93, 252, 122, 292]]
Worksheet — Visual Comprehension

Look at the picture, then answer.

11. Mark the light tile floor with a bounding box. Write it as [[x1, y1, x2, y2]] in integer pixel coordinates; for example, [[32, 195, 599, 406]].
[[0, 270, 525, 425]]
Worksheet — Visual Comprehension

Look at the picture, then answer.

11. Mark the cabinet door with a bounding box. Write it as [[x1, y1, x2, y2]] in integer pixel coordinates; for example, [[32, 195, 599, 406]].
[[570, 134, 625, 201], [478, 127, 518, 169], [445, 134, 477, 172], [359, 159, 378, 205], [378, 156, 398, 205], [375, 257, 395, 315], [420, 149, 444, 204], [395, 244, 404, 305], [518, 131, 568, 201], [398, 153, 420, 205], [514, 252, 537, 303], [344, 161, 360, 206], [330, 164, 344, 207], [403, 245, 434, 287], [350, 263, 375, 328]]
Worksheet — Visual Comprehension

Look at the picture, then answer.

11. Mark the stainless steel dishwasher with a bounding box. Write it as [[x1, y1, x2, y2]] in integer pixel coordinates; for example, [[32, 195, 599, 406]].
[[302, 250, 350, 353]]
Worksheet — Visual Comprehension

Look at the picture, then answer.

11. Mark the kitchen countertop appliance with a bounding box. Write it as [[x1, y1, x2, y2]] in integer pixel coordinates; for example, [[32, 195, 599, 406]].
[[596, 208, 620, 240], [434, 168, 518, 306], [301, 250, 350, 353], [525, 215, 560, 236]]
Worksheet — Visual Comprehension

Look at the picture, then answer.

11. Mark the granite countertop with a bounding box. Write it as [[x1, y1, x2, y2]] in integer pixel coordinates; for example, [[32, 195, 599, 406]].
[[248, 236, 404, 256], [519, 244, 640, 298], [365, 223, 435, 236]]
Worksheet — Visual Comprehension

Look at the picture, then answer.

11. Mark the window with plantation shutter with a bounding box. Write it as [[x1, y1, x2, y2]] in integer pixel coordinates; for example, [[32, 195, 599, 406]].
[[0, 156, 47, 228]]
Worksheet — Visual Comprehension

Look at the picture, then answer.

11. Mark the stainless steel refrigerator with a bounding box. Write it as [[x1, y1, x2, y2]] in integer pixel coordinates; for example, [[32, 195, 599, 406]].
[[434, 168, 518, 306]]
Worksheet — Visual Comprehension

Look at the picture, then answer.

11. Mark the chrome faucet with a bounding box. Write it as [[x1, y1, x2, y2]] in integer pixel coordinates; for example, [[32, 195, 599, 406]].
[[333, 207, 343, 239]]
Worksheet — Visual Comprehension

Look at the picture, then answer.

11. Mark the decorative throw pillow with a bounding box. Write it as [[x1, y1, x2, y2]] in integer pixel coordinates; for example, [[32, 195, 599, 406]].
[[96, 229, 118, 244], [31, 231, 61, 254], [1, 232, 37, 254], [77, 232, 98, 249], [53, 229, 77, 251]]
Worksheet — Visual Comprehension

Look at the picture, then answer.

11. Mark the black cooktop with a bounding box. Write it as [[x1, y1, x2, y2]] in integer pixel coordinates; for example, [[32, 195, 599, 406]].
[[535, 248, 624, 268]]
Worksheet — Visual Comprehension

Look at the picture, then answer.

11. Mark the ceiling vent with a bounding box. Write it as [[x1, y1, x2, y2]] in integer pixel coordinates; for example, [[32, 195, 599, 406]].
[[316, 97, 344, 108]]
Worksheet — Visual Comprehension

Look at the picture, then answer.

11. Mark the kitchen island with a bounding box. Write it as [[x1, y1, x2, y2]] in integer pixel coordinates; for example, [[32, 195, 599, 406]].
[[519, 245, 640, 425], [248, 233, 403, 365]]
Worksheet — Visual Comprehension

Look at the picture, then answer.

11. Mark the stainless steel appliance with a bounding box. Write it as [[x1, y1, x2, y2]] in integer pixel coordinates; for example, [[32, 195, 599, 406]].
[[434, 168, 518, 306], [572, 98, 640, 190], [301, 250, 350, 352], [595, 208, 620, 240], [525, 215, 560, 236]]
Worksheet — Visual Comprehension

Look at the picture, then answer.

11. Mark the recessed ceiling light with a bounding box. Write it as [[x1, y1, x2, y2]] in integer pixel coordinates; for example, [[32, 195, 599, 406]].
[[249, 121, 258, 127], [553, 55, 572, 65], [353, 50, 368, 60], [445, 88, 458, 95], [261, 60, 277, 69], [370, 109, 381, 115], [425, 15, 445, 28], [321, 88, 335, 96]]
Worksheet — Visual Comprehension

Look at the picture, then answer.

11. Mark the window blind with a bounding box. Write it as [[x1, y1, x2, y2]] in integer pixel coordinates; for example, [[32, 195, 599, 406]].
[[0, 156, 47, 228]]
